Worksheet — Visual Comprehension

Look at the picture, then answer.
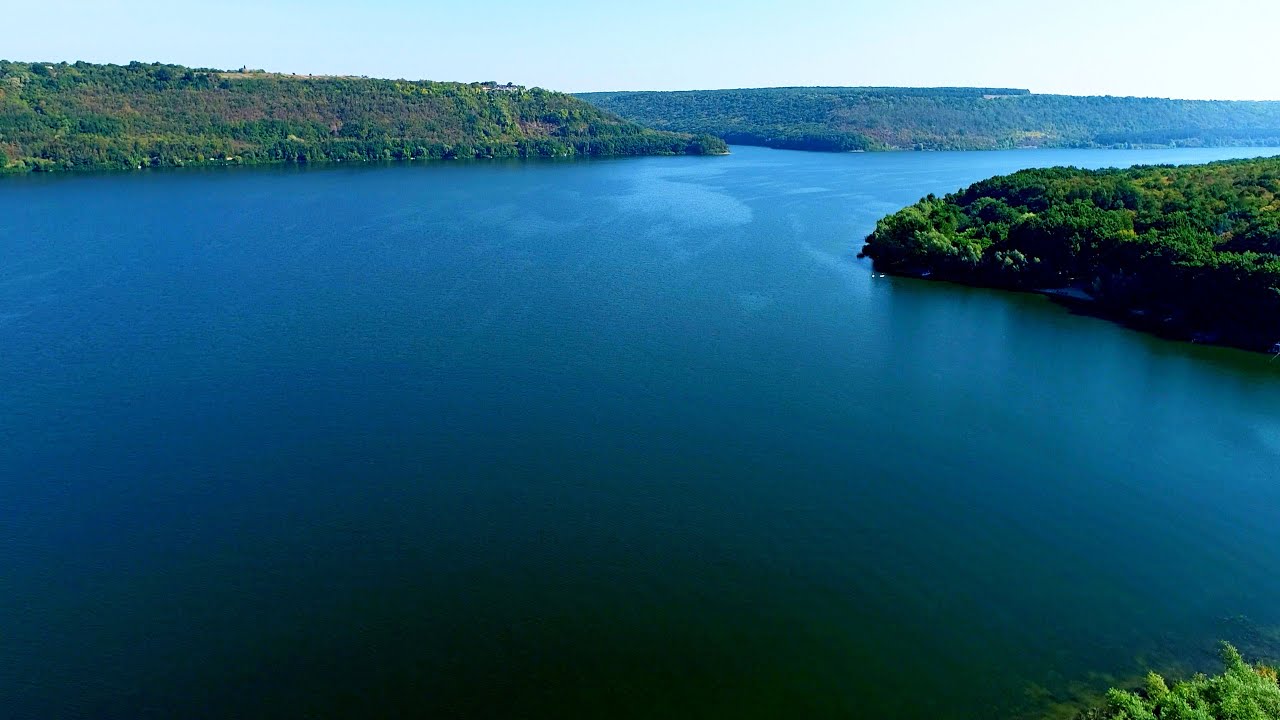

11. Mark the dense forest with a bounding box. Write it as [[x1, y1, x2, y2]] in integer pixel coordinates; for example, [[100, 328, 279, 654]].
[[578, 87, 1280, 152], [860, 156, 1280, 351], [0, 61, 726, 173], [1081, 644, 1280, 720]]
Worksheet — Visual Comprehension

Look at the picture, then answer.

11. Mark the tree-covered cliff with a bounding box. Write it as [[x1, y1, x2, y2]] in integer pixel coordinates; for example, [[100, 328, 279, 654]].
[[0, 61, 726, 173]]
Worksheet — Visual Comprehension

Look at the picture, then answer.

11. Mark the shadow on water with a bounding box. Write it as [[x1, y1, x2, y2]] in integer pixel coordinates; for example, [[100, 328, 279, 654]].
[[880, 273, 1279, 376]]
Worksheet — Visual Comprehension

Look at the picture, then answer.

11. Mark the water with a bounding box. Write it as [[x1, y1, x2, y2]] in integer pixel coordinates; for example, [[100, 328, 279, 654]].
[[3, 146, 1279, 719]]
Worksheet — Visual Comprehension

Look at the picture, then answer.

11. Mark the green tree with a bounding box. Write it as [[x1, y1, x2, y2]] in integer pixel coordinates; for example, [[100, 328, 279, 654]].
[[1085, 644, 1280, 720]]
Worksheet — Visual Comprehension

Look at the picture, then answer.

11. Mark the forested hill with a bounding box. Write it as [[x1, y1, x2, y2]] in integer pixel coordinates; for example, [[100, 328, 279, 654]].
[[860, 155, 1280, 352], [0, 61, 727, 173], [578, 87, 1280, 152]]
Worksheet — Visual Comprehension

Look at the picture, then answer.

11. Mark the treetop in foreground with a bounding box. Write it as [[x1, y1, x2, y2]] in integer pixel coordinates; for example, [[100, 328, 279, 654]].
[[1084, 643, 1280, 720]]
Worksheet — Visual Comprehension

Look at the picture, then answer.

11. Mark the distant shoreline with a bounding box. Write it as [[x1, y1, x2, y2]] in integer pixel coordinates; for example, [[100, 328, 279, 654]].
[[0, 147, 732, 179], [715, 138, 1280, 154], [580, 87, 1280, 154]]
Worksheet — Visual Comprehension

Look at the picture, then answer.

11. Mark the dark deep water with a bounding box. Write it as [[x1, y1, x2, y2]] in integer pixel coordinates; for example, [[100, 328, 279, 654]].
[[3, 146, 1280, 719]]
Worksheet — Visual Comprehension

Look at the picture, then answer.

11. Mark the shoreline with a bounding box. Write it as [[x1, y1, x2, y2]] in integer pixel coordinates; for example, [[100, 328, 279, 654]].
[[0, 146, 731, 178]]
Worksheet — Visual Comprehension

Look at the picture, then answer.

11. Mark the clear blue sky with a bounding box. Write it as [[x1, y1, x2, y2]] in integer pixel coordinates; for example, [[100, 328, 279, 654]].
[[8, 0, 1278, 100]]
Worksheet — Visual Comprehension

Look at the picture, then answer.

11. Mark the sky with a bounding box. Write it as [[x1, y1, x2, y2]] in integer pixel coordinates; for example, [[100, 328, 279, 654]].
[[7, 0, 1279, 100]]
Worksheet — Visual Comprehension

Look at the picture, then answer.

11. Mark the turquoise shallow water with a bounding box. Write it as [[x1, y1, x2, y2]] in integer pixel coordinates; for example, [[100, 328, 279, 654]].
[[3, 146, 1280, 719]]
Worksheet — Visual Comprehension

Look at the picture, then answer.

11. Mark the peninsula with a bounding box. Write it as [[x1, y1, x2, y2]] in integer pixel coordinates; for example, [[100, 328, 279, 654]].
[[860, 156, 1280, 352]]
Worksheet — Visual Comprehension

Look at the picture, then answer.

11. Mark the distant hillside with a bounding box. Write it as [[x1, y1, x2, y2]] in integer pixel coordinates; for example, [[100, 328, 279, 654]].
[[0, 61, 727, 173], [578, 87, 1280, 152]]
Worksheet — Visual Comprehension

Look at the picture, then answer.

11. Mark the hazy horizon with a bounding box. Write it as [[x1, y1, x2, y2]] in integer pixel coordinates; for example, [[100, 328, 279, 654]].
[[8, 0, 1279, 101], [7, 63, 1277, 103]]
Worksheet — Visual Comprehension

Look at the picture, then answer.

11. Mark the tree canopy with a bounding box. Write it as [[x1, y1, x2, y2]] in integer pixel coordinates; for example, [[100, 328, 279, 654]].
[[579, 87, 1280, 152], [0, 61, 726, 173], [860, 156, 1280, 351]]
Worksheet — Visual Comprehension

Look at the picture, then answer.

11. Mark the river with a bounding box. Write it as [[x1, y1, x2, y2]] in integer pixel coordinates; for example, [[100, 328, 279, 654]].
[[3, 145, 1279, 718]]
